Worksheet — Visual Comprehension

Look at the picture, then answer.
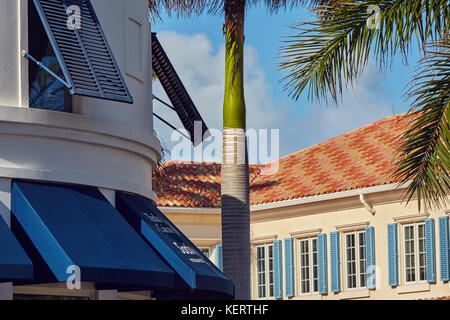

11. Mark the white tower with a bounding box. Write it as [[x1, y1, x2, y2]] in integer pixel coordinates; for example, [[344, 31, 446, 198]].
[[0, 0, 160, 210]]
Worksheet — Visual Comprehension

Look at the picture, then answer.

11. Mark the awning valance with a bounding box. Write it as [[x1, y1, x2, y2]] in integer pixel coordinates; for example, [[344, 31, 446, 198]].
[[116, 191, 234, 299], [11, 181, 174, 289]]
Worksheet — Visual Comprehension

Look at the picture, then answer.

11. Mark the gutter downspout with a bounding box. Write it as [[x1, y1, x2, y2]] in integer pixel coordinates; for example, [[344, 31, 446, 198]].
[[359, 194, 375, 215]]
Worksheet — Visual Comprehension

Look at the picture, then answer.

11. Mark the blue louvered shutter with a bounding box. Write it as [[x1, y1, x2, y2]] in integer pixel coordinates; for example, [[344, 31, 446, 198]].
[[152, 33, 209, 146], [439, 216, 450, 281], [284, 238, 294, 297], [318, 233, 328, 294], [425, 219, 436, 283], [387, 223, 399, 286], [330, 231, 341, 293], [32, 0, 133, 103], [365, 226, 376, 289], [273, 240, 283, 299], [215, 244, 223, 271]]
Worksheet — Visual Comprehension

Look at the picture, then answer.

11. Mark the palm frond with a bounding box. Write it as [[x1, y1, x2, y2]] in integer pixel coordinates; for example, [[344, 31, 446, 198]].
[[393, 39, 450, 211], [149, 0, 315, 20], [279, 0, 449, 103]]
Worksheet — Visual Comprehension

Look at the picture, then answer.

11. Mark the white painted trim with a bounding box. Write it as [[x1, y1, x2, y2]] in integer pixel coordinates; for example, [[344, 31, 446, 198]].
[[338, 288, 370, 300], [253, 243, 275, 299], [290, 228, 322, 239], [342, 230, 367, 291], [401, 222, 427, 286], [394, 213, 429, 224], [157, 183, 412, 214], [251, 234, 278, 244], [251, 183, 409, 212], [0, 106, 160, 201], [0, 106, 161, 157], [359, 194, 375, 215], [190, 238, 221, 246], [291, 293, 323, 300], [297, 237, 319, 296], [397, 282, 430, 294], [336, 222, 369, 232], [0, 167, 157, 203]]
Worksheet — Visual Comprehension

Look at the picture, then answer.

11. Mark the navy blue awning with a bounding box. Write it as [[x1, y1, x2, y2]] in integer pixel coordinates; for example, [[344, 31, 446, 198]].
[[11, 181, 174, 289], [0, 216, 33, 281], [116, 192, 234, 298]]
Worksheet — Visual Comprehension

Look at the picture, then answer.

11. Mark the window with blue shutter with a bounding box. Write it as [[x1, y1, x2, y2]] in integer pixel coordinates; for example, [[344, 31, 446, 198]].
[[318, 233, 328, 294], [29, 0, 133, 106], [387, 223, 399, 286], [284, 238, 294, 297], [330, 231, 341, 293], [273, 240, 283, 299], [439, 216, 450, 281], [215, 244, 223, 271], [425, 219, 436, 283], [365, 226, 376, 289]]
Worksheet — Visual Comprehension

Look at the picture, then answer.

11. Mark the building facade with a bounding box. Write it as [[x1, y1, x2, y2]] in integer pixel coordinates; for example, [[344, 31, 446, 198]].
[[0, 0, 232, 300], [156, 115, 450, 300]]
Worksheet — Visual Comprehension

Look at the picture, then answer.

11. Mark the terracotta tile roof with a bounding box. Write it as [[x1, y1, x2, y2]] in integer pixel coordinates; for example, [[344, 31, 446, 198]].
[[154, 161, 262, 208], [154, 114, 410, 208], [417, 296, 450, 300]]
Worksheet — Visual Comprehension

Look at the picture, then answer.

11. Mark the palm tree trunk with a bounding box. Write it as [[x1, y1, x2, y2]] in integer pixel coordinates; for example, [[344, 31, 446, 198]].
[[221, 0, 250, 300]]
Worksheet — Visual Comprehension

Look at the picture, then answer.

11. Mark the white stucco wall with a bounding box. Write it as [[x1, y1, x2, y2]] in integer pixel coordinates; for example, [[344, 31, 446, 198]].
[[0, 0, 26, 109], [75, 0, 154, 132], [0, 0, 159, 200]]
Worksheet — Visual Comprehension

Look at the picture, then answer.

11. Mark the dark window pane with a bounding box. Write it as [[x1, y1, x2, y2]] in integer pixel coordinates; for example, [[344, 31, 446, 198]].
[[28, 0, 70, 112]]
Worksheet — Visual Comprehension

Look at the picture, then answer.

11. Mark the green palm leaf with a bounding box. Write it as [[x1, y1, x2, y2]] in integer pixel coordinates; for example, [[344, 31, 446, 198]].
[[280, 0, 449, 103], [280, 0, 449, 209], [394, 39, 450, 210]]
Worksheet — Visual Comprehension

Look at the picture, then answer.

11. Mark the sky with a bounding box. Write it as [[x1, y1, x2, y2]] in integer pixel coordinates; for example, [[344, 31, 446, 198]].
[[151, 5, 421, 163]]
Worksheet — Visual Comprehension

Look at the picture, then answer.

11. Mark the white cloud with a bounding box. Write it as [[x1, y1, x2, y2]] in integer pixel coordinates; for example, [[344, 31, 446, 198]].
[[153, 31, 393, 163]]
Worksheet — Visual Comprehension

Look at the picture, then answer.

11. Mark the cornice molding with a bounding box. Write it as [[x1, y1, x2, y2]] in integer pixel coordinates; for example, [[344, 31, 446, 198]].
[[250, 234, 278, 244], [335, 222, 369, 232], [289, 228, 322, 238]]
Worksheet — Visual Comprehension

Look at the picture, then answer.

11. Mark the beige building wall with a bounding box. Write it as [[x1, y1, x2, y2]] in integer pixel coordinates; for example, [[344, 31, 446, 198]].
[[163, 207, 222, 265], [161, 187, 450, 300]]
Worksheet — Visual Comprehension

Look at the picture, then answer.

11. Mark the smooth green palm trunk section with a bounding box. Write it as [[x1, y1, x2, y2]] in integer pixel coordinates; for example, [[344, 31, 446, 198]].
[[221, 21, 251, 299], [223, 31, 245, 129]]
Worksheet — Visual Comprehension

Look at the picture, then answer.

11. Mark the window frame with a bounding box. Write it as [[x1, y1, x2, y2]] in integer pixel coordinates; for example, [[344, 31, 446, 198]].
[[343, 230, 367, 291], [29, 0, 133, 104], [401, 222, 427, 285], [199, 247, 210, 259], [296, 236, 319, 296], [28, 0, 72, 113], [254, 243, 274, 300]]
